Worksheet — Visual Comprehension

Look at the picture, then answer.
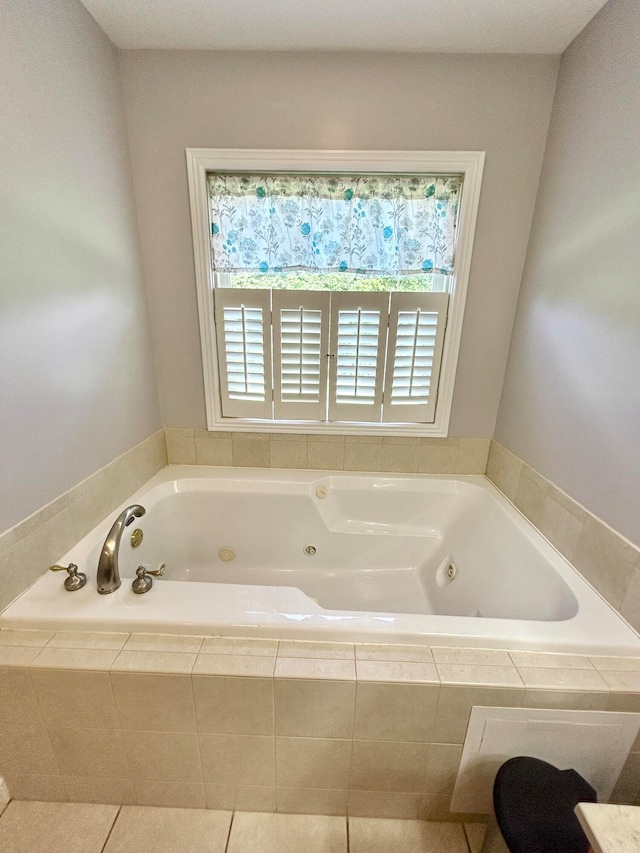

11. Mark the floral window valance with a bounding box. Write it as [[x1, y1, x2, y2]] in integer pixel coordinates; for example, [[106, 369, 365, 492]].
[[208, 173, 462, 276]]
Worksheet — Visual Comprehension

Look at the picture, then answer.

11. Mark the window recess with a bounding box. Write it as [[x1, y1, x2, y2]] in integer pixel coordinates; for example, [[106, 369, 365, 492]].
[[186, 149, 485, 435]]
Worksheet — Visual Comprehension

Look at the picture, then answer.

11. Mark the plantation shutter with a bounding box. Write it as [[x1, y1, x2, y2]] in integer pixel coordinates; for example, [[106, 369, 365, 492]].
[[272, 290, 330, 420], [213, 289, 272, 419], [382, 292, 449, 424], [328, 292, 389, 422]]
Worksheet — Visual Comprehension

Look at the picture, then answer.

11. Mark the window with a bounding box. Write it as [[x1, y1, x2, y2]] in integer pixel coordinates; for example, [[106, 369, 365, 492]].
[[187, 150, 484, 436]]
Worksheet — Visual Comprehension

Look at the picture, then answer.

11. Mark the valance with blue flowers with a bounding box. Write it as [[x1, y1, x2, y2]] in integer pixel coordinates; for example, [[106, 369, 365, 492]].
[[208, 172, 461, 276]]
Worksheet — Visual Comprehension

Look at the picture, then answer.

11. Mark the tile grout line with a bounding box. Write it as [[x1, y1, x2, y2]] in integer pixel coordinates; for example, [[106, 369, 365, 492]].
[[25, 666, 67, 798], [106, 670, 131, 786], [272, 670, 278, 812], [99, 803, 122, 853], [185, 657, 206, 801], [463, 823, 472, 853], [345, 813, 350, 853], [105, 663, 139, 803], [347, 666, 358, 813], [223, 809, 235, 853]]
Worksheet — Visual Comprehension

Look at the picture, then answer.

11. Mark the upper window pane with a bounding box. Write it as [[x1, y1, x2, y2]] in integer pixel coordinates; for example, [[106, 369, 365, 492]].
[[223, 270, 446, 292]]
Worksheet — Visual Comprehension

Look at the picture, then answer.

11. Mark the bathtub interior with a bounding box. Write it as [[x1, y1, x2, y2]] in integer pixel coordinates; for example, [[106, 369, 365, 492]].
[[109, 474, 579, 622]]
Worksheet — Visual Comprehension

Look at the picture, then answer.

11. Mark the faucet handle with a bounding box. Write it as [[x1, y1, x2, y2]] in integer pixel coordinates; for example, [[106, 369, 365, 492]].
[[132, 563, 165, 594], [49, 563, 87, 591]]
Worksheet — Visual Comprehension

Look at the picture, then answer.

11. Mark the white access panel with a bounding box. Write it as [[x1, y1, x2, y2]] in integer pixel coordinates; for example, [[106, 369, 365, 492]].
[[451, 707, 640, 814]]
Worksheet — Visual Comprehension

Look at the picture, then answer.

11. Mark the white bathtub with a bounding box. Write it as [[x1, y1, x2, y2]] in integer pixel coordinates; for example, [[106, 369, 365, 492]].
[[2, 466, 639, 654]]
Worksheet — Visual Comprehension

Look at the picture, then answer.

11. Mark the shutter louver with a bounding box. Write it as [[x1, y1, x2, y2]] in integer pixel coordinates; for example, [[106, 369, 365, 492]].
[[382, 292, 449, 424], [328, 292, 388, 422], [213, 288, 272, 419], [272, 291, 330, 420]]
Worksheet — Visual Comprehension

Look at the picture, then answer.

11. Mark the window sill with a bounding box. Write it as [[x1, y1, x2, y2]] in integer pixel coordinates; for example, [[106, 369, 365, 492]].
[[206, 419, 449, 438]]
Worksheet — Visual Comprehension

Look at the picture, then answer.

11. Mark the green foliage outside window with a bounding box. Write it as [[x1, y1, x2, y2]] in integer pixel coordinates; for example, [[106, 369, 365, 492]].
[[230, 271, 434, 292]]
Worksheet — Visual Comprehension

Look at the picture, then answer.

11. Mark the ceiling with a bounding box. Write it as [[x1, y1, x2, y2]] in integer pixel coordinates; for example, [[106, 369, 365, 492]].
[[79, 0, 609, 54]]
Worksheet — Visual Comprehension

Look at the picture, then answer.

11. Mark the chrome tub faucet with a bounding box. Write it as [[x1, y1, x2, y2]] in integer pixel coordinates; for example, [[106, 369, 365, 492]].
[[97, 504, 146, 594]]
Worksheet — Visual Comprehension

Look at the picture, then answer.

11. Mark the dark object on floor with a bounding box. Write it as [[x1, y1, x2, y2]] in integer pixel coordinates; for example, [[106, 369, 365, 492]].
[[493, 756, 597, 853]]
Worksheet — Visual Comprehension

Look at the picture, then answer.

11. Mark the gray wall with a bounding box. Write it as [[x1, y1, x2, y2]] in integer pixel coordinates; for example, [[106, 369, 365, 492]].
[[495, 0, 640, 546], [0, 0, 161, 534], [118, 50, 559, 436]]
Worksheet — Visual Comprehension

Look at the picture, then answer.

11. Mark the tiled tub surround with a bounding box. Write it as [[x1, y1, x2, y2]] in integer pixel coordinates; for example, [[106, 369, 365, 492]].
[[4, 467, 638, 653], [0, 431, 167, 612], [164, 429, 491, 475], [2, 631, 640, 817], [486, 441, 640, 632]]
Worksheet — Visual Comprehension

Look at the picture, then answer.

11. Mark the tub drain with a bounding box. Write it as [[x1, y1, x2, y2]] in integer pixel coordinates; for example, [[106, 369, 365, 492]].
[[304, 545, 317, 556], [218, 546, 236, 562]]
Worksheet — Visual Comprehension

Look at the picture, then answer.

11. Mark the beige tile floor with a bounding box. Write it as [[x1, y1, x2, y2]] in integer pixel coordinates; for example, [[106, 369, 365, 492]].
[[0, 800, 487, 852]]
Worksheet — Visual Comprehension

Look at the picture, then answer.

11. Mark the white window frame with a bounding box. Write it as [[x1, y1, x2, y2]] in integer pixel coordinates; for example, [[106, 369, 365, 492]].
[[186, 148, 485, 437]]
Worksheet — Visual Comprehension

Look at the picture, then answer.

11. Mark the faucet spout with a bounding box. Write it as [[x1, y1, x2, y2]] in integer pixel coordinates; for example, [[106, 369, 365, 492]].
[[97, 505, 146, 594]]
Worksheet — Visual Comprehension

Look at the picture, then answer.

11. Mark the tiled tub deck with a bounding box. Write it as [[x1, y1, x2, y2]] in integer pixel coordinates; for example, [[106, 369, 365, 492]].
[[2, 630, 640, 818]]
